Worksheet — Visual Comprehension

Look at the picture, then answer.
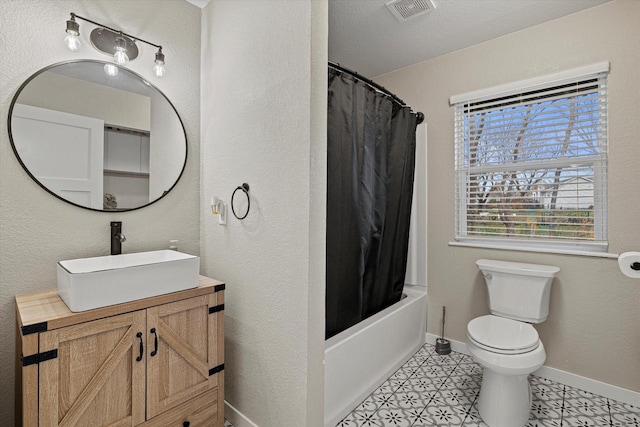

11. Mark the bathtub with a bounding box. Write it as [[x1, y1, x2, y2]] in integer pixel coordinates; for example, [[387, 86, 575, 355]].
[[324, 284, 427, 426]]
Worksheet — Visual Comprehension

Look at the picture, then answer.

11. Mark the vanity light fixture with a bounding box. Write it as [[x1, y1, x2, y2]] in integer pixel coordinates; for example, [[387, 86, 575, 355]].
[[63, 13, 166, 78]]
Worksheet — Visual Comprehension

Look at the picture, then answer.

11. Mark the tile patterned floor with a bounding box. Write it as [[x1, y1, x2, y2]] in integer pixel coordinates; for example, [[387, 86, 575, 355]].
[[336, 344, 640, 427], [223, 343, 639, 426]]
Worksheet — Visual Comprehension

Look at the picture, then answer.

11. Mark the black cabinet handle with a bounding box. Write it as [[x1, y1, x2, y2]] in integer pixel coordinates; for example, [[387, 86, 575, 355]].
[[150, 328, 158, 357], [136, 332, 143, 362], [183, 422, 190, 427]]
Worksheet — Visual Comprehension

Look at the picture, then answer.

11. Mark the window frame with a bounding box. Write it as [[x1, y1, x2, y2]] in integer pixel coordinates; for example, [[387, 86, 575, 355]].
[[449, 62, 610, 255]]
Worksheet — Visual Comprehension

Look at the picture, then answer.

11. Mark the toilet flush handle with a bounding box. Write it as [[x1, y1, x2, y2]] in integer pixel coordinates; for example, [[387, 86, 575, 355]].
[[483, 273, 492, 280]]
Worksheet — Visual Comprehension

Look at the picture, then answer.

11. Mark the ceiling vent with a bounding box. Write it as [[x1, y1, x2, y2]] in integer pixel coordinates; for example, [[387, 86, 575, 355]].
[[385, 0, 436, 22]]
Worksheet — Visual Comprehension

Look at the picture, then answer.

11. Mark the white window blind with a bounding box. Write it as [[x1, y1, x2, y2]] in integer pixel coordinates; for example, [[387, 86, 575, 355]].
[[453, 69, 608, 249]]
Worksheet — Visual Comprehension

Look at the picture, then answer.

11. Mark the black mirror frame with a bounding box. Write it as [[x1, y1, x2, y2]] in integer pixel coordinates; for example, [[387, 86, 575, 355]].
[[7, 59, 188, 213]]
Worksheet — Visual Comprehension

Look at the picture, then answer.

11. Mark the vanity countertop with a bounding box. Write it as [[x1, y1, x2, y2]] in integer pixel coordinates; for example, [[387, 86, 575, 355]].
[[16, 275, 224, 333]]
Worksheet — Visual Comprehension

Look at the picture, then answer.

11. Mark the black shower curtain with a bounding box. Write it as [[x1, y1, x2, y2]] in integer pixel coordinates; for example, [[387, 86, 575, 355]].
[[326, 67, 418, 339]]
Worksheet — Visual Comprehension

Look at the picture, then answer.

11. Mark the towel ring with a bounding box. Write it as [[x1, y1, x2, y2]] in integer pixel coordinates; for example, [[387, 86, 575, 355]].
[[231, 183, 250, 220]]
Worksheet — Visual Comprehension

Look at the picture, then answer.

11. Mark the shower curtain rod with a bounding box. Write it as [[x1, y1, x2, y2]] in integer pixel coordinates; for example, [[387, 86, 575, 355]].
[[329, 61, 424, 125]]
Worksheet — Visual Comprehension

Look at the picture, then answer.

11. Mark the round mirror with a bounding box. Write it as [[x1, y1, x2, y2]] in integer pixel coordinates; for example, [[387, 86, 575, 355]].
[[8, 60, 187, 212]]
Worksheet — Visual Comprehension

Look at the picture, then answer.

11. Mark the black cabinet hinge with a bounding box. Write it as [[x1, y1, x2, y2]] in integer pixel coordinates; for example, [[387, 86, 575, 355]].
[[208, 304, 224, 314], [21, 321, 48, 335], [214, 284, 225, 293], [22, 349, 58, 367], [209, 363, 224, 376]]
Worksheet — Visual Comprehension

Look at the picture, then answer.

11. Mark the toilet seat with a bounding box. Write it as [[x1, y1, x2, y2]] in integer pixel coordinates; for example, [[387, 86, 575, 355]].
[[467, 315, 539, 355]]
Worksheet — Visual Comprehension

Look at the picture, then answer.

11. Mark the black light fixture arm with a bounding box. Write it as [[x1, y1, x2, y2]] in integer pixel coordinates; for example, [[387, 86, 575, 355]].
[[70, 13, 162, 51]]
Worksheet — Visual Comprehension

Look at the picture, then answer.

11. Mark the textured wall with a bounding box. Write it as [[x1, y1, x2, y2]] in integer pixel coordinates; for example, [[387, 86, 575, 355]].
[[200, 0, 326, 425], [376, 0, 640, 392], [0, 1, 201, 424]]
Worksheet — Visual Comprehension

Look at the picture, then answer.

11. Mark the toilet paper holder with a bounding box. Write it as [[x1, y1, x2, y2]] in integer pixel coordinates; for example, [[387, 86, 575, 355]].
[[618, 252, 640, 278]]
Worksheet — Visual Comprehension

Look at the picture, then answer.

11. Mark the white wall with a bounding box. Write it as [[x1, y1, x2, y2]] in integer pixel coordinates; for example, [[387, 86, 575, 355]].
[[200, 0, 327, 425], [0, 1, 201, 424], [376, 0, 640, 392]]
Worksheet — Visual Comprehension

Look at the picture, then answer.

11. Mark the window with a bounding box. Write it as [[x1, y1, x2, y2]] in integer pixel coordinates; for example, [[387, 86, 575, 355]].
[[452, 64, 608, 252]]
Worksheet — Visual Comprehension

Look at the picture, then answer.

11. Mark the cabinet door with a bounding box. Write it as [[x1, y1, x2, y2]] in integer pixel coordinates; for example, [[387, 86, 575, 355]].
[[146, 294, 220, 419], [39, 311, 147, 427]]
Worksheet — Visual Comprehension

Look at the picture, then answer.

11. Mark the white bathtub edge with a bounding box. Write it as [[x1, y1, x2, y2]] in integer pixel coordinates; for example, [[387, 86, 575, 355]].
[[326, 285, 426, 350], [324, 286, 427, 426], [425, 333, 640, 407], [324, 338, 425, 427]]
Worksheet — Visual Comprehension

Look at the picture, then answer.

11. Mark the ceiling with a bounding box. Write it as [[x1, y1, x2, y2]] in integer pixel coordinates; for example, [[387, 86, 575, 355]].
[[185, 0, 611, 78], [329, 0, 611, 77]]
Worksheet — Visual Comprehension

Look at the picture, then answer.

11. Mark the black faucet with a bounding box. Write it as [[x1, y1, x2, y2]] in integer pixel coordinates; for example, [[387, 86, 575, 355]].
[[110, 221, 126, 255]]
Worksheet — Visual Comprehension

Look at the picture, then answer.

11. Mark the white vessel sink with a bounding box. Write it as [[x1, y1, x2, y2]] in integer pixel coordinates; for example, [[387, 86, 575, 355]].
[[57, 250, 200, 312]]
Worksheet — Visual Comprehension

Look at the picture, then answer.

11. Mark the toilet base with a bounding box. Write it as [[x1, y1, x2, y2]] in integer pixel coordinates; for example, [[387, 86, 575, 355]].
[[477, 370, 532, 427]]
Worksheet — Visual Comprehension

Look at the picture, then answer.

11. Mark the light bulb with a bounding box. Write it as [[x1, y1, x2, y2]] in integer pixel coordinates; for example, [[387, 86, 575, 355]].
[[64, 16, 81, 52], [114, 48, 129, 65], [154, 48, 166, 78], [153, 63, 166, 78], [113, 37, 129, 65], [104, 63, 119, 77], [64, 33, 81, 52]]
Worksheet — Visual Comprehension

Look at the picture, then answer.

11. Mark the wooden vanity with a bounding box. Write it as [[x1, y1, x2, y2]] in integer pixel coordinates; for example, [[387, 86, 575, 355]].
[[15, 275, 225, 427]]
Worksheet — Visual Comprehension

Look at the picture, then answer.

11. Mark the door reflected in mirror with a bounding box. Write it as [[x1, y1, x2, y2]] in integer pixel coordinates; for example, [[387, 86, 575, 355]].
[[8, 60, 187, 212]]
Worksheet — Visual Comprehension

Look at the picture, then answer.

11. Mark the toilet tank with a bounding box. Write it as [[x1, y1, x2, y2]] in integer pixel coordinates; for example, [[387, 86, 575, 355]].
[[476, 259, 560, 323]]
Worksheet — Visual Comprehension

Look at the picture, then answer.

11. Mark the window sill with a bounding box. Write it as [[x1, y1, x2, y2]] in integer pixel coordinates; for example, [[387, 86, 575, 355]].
[[449, 239, 619, 259]]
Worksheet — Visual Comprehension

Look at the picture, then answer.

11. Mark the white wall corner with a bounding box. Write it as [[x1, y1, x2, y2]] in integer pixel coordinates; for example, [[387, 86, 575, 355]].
[[225, 400, 259, 427]]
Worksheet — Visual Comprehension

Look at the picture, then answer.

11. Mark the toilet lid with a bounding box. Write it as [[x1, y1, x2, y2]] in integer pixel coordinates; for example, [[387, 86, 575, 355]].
[[467, 315, 539, 354]]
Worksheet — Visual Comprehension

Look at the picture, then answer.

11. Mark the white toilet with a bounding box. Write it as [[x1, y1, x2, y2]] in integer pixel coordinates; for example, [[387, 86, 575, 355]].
[[467, 259, 559, 427]]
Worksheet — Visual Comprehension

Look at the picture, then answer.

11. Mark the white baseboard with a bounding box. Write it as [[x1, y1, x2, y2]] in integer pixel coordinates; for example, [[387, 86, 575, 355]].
[[534, 365, 640, 407], [426, 332, 469, 355], [225, 400, 258, 427], [425, 333, 640, 407]]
